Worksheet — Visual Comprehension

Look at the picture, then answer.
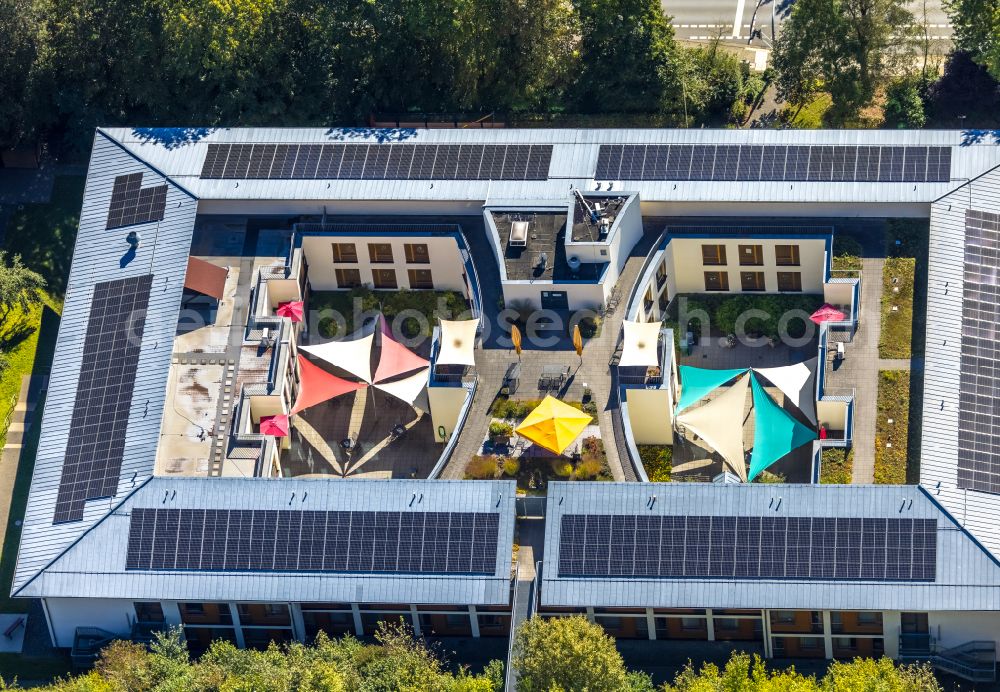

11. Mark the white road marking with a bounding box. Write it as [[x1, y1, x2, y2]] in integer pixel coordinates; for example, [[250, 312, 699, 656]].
[[732, 0, 747, 37]]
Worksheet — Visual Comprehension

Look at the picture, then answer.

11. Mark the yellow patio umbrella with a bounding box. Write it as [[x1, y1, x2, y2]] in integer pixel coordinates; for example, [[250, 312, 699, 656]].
[[515, 395, 593, 455], [511, 324, 522, 358], [572, 324, 583, 360]]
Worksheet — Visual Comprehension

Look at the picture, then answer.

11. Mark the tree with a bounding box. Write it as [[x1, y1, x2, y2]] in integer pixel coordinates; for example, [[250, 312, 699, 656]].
[[883, 78, 927, 128], [0, 252, 45, 321], [514, 616, 652, 692], [947, 0, 1000, 80], [821, 657, 942, 691], [570, 0, 683, 115], [681, 41, 748, 124], [0, 0, 43, 149], [772, 0, 917, 120], [925, 50, 1000, 126]]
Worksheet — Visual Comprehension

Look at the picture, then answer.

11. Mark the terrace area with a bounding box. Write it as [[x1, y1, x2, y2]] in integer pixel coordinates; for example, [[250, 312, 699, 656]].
[[491, 210, 605, 282]]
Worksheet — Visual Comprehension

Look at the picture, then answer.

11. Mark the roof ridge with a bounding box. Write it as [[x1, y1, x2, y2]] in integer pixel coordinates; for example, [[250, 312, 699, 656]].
[[95, 128, 199, 201]]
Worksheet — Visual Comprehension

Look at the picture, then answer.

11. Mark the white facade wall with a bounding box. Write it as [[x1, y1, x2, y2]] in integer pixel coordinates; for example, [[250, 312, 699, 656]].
[[640, 201, 932, 218], [45, 598, 140, 648], [301, 235, 467, 293]]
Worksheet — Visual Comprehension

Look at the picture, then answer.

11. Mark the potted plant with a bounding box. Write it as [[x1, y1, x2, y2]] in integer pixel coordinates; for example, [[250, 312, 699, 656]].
[[489, 420, 514, 445]]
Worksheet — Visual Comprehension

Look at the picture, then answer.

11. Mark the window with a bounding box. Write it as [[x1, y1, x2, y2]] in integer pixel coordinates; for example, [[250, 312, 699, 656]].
[[134, 602, 165, 623], [372, 268, 397, 289], [680, 618, 704, 631], [901, 613, 929, 634], [777, 271, 802, 292], [739, 244, 764, 266], [857, 612, 880, 625], [404, 243, 430, 264], [368, 243, 393, 263], [740, 271, 766, 291], [775, 244, 800, 266], [701, 244, 727, 266], [773, 611, 796, 624], [335, 268, 362, 288], [331, 243, 357, 263], [704, 271, 729, 292], [408, 269, 434, 289], [715, 618, 740, 631], [800, 637, 822, 650]]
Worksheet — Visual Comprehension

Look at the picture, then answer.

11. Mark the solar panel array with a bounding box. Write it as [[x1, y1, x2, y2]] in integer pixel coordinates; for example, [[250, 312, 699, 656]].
[[958, 209, 1000, 493], [53, 275, 153, 523], [558, 515, 936, 581], [199, 143, 553, 181], [594, 145, 952, 183], [125, 508, 501, 574], [106, 173, 168, 230]]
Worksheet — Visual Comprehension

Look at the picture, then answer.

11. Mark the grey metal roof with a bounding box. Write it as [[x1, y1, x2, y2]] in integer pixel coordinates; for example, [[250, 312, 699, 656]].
[[921, 162, 1000, 558], [16, 478, 515, 605], [541, 482, 1000, 611], [101, 127, 1000, 205], [12, 132, 198, 594]]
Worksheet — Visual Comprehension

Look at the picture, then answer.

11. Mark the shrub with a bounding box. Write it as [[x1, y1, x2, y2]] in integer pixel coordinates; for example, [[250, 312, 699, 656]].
[[755, 471, 786, 484], [318, 316, 341, 339], [465, 455, 498, 480], [550, 459, 573, 477], [574, 457, 604, 480], [489, 421, 514, 438], [638, 445, 672, 482], [575, 315, 601, 338], [502, 457, 520, 477], [582, 401, 598, 415], [581, 436, 603, 455], [883, 77, 926, 129]]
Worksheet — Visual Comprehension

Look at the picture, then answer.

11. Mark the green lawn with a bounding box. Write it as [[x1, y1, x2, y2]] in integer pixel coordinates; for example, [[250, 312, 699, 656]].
[[820, 447, 853, 484], [874, 370, 911, 484], [879, 257, 915, 359]]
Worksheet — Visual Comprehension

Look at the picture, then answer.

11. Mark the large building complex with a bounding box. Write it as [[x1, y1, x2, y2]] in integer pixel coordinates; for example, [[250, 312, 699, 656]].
[[12, 127, 1000, 681]]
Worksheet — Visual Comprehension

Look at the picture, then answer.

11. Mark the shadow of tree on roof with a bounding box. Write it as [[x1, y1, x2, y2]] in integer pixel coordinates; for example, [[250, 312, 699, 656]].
[[130, 127, 216, 149], [960, 129, 1000, 146], [324, 128, 418, 143]]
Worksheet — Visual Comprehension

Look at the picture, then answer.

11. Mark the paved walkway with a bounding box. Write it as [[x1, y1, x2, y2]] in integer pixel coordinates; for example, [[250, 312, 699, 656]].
[[441, 228, 659, 481]]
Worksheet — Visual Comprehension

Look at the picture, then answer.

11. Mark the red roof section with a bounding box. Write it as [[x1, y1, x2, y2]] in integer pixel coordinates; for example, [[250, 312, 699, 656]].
[[184, 256, 228, 300]]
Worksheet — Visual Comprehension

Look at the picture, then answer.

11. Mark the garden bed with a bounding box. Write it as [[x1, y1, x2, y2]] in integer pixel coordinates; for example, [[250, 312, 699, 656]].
[[664, 293, 824, 341], [637, 445, 672, 482], [310, 287, 467, 339], [879, 257, 915, 359], [874, 370, 911, 484], [820, 447, 854, 484], [464, 435, 612, 491]]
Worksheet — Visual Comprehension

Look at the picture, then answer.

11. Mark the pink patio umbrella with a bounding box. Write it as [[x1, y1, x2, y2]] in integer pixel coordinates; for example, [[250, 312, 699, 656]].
[[259, 414, 290, 437], [809, 303, 846, 324], [276, 300, 304, 322]]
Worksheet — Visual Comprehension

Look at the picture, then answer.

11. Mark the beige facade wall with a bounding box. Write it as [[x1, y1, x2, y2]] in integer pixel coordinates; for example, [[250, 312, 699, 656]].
[[823, 282, 854, 307], [500, 281, 607, 312], [301, 235, 468, 293], [427, 387, 471, 443], [626, 389, 673, 445], [667, 237, 827, 295]]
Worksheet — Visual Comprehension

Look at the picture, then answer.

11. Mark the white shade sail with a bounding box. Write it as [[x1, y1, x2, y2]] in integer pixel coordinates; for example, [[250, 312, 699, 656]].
[[300, 332, 374, 383], [754, 358, 818, 425], [437, 318, 479, 367], [676, 374, 750, 482], [373, 367, 430, 407], [620, 319, 662, 367]]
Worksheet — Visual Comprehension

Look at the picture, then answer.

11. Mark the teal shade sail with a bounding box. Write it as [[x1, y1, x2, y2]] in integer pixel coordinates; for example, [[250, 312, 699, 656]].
[[676, 366, 748, 412], [748, 373, 817, 480]]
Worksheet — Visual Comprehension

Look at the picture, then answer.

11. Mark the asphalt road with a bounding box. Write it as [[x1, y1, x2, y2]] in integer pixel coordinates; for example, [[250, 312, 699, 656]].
[[663, 0, 952, 48]]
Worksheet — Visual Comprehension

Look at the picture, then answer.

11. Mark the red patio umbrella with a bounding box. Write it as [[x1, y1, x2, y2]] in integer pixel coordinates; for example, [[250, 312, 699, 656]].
[[276, 300, 304, 322], [809, 303, 846, 324], [259, 414, 290, 437]]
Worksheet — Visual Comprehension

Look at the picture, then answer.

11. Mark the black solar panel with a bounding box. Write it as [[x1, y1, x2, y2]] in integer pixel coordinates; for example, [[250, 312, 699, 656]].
[[957, 209, 1000, 493], [200, 143, 552, 181], [557, 514, 937, 581], [54, 275, 153, 524], [593, 144, 952, 183], [125, 508, 501, 574], [106, 174, 168, 230]]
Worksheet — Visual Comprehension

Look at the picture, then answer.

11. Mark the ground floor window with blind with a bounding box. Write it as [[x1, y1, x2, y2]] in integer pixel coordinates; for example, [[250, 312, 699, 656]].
[[408, 269, 434, 289], [335, 268, 362, 288], [740, 271, 766, 291], [372, 268, 397, 289], [777, 271, 802, 292], [704, 271, 729, 291]]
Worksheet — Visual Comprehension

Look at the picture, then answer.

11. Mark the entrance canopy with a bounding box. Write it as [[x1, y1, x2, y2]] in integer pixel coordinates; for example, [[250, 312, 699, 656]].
[[748, 373, 817, 480], [675, 374, 750, 481], [515, 395, 592, 455], [620, 320, 662, 367], [437, 318, 478, 367], [290, 355, 367, 415], [676, 366, 748, 413], [300, 332, 375, 383]]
